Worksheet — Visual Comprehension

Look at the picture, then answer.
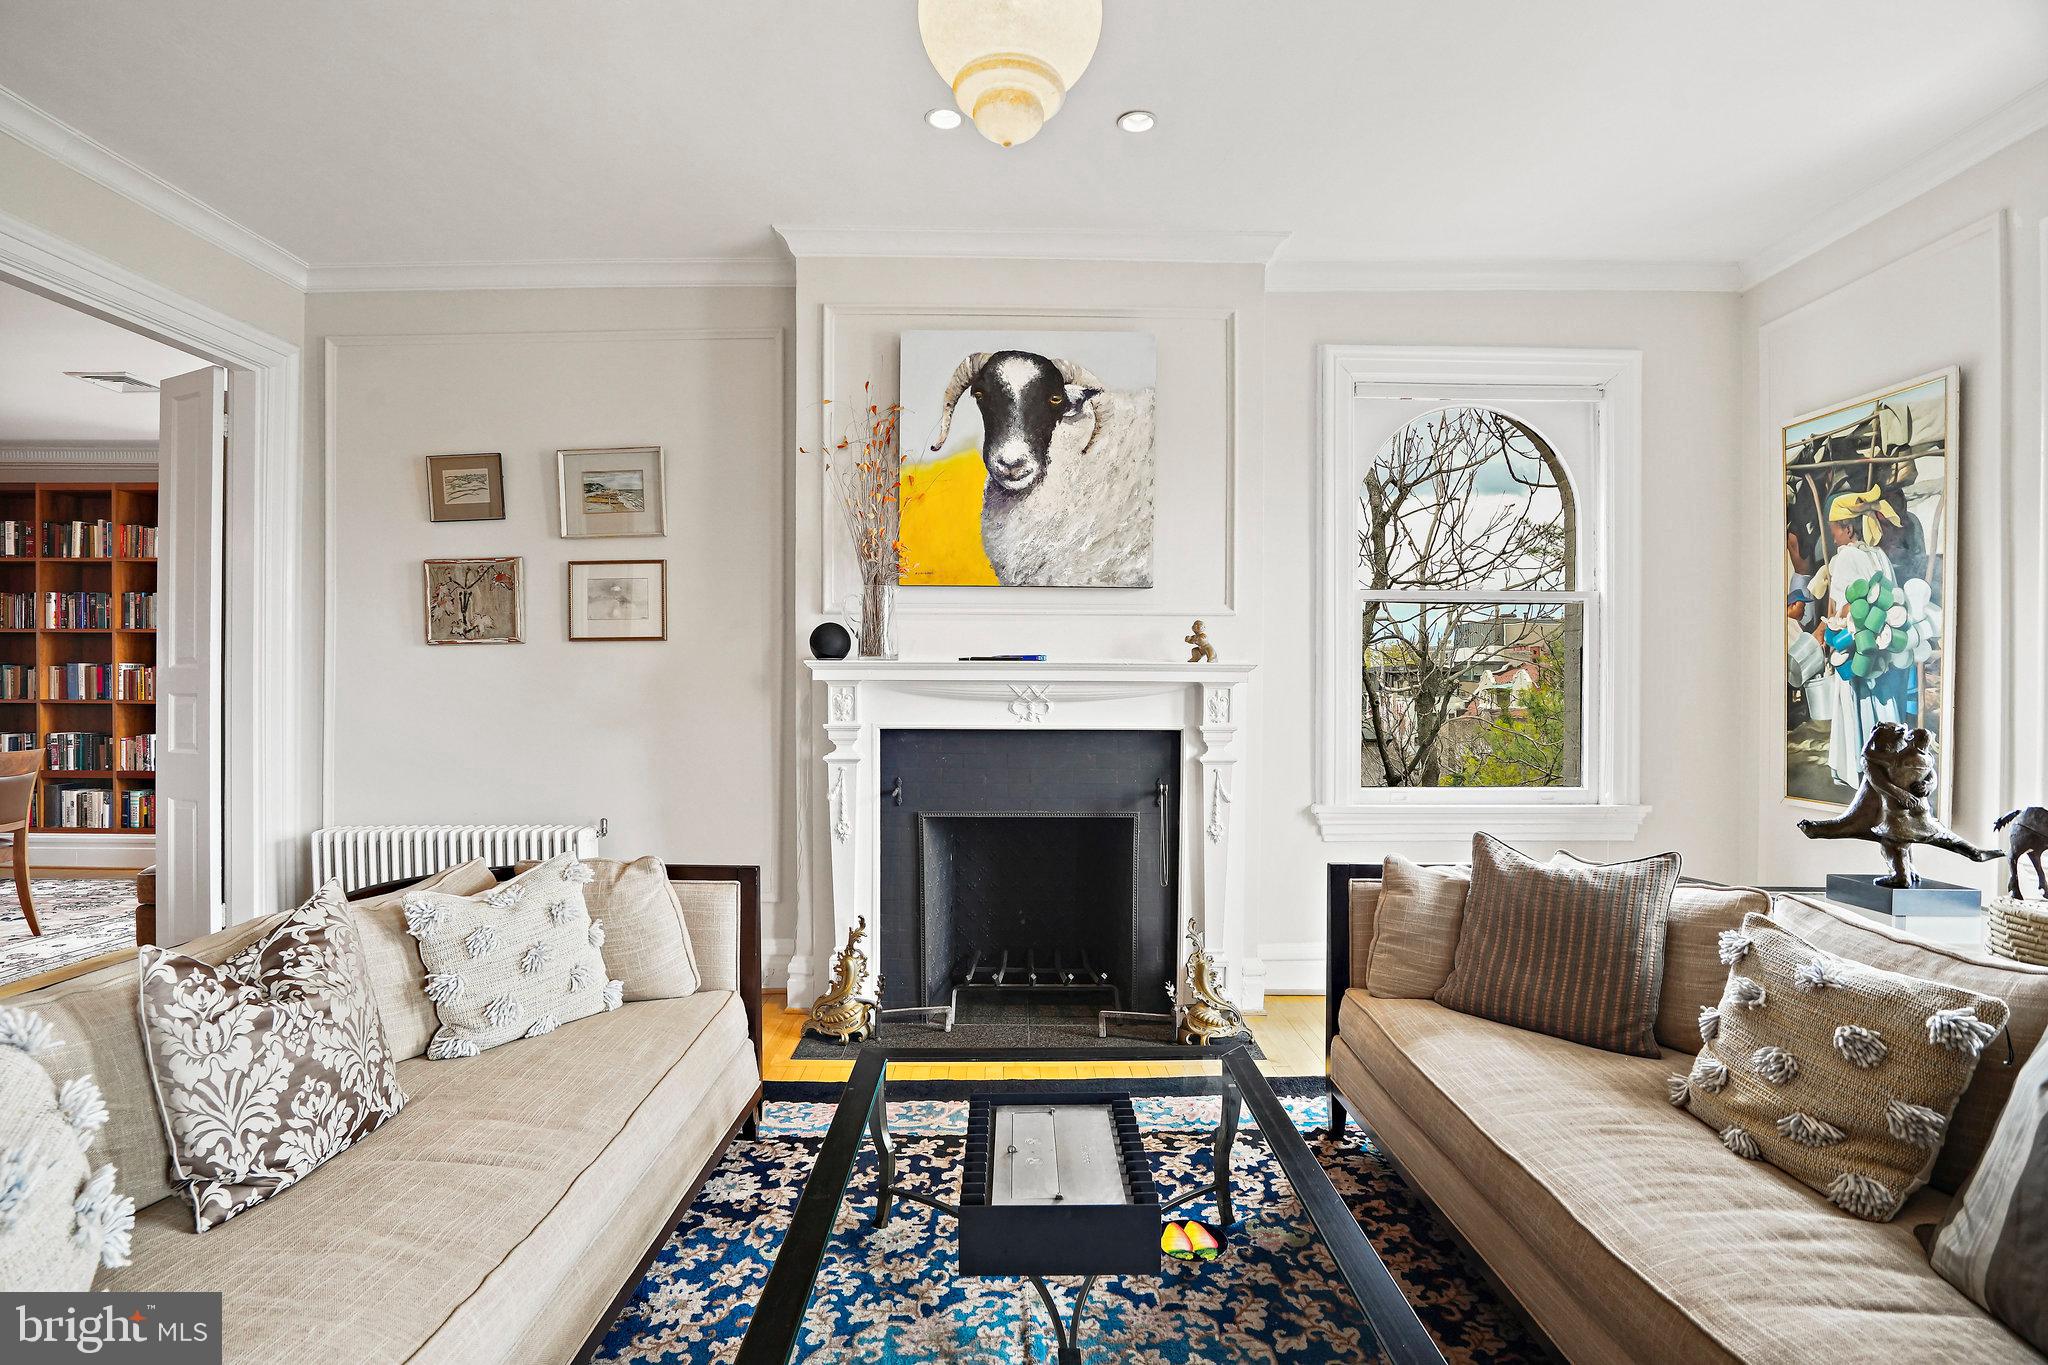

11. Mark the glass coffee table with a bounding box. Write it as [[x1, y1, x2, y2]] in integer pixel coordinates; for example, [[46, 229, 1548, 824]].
[[734, 1043, 1443, 1364]]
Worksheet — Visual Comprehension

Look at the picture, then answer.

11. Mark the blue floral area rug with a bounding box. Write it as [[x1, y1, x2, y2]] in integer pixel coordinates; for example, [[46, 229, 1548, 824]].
[[597, 1093, 1540, 1364]]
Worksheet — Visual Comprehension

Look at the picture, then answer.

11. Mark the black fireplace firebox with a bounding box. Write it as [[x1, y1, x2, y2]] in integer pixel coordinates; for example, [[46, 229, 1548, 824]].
[[877, 729, 1180, 1016]]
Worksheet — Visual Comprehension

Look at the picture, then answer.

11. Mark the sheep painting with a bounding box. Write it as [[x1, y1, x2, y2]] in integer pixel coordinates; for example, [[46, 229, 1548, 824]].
[[899, 330, 1156, 588]]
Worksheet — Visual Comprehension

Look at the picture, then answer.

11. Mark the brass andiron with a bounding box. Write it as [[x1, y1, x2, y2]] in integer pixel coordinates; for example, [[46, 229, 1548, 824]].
[[804, 916, 879, 1044], [1175, 918, 1247, 1045]]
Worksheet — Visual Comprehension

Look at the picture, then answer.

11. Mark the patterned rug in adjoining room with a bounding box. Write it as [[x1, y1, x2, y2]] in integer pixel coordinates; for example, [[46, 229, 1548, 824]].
[[0, 877, 139, 989], [597, 1094, 1540, 1364]]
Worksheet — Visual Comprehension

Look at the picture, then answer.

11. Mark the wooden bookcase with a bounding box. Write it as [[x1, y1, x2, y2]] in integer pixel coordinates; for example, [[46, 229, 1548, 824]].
[[0, 482, 157, 835]]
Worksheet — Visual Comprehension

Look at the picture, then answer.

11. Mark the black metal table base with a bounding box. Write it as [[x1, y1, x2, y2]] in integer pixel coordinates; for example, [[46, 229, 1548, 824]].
[[865, 1073, 1242, 1361]]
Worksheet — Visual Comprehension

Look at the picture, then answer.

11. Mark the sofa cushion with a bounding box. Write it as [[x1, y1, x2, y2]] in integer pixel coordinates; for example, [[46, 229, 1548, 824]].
[[139, 884, 408, 1230], [1436, 833, 1679, 1056], [0, 1005, 132, 1288], [16, 911, 290, 1210], [1334, 992, 2038, 1363], [1365, 856, 1468, 999], [1657, 883, 1770, 1053], [584, 856, 701, 1000], [1773, 893, 2048, 1192], [405, 854, 622, 1059], [1672, 912, 2007, 1221], [350, 859, 499, 1061], [99, 992, 755, 1365]]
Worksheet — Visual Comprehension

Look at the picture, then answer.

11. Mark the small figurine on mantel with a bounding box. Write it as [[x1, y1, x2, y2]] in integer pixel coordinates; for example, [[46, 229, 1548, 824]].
[[1993, 806, 2048, 900], [1185, 620, 1216, 663], [804, 917, 879, 1044], [1796, 723, 1999, 894]]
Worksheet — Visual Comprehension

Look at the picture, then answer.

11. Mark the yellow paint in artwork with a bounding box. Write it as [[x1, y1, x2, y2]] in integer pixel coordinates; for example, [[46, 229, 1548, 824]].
[[898, 450, 998, 585]]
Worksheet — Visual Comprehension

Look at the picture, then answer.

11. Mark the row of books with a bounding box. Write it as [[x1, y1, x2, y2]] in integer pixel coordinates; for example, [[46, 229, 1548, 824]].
[[118, 524, 159, 558], [121, 787, 154, 830], [45, 783, 113, 830], [47, 731, 114, 772], [0, 521, 157, 560], [43, 592, 110, 629], [0, 732, 31, 751], [44, 520, 116, 559], [0, 521, 29, 557], [118, 733, 156, 772], [0, 592, 30, 629], [120, 593, 158, 629], [0, 664, 30, 701], [116, 663, 155, 701], [36, 663, 156, 702]]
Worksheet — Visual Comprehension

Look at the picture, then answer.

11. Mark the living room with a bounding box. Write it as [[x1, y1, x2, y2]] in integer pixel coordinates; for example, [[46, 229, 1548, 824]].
[[2, 3, 2046, 1362]]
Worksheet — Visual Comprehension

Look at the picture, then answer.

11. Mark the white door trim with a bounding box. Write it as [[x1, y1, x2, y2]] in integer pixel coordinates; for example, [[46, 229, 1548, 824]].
[[0, 206, 307, 934]]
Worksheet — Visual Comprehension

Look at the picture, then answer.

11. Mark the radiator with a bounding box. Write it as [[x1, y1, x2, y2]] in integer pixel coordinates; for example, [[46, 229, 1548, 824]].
[[311, 823, 602, 893]]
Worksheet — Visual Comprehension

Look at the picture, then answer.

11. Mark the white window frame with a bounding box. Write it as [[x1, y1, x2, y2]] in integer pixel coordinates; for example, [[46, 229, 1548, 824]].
[[1312, 346, 1647, 842]]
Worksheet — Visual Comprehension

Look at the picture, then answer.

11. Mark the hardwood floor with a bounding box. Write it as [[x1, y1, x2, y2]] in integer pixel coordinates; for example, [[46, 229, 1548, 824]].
[[761, 991, 1329, 1082]]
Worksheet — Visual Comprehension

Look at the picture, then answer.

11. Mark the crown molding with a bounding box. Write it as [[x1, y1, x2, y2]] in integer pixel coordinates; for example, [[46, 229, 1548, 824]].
[[0, 84, 309, 290], [1266, 257, 1742, 293], [775, 226, 1290, 265], [0, 442, 158, 464], [1740, 77, 2048, 290], [303, 257, 795, 292]]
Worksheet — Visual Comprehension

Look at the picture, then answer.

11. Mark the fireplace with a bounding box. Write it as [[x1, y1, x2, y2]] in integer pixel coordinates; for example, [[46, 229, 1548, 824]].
[[878, 729, 1179, 1016]]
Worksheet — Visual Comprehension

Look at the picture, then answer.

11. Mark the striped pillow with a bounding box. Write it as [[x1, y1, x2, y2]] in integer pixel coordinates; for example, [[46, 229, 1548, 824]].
[[1929, 1027, 2048, 1350], [1435, 833, 1680, 1057]]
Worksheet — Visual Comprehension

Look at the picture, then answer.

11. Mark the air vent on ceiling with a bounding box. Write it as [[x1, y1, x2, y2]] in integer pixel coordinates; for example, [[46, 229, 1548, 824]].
[[65, 371, 159, 394]]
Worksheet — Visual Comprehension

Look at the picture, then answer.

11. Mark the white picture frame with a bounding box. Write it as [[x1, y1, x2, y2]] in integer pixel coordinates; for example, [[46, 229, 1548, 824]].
[[557, 445, 667, 539]]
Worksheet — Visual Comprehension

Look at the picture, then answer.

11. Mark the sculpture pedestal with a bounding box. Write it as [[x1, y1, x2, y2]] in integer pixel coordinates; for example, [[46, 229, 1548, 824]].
[[1825, 873, 1981, 917]]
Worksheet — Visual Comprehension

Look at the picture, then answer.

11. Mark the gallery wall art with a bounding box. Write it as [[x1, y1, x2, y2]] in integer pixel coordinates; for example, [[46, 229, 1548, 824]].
[[567, 559, 668, 641], [558, 446, 667, 538], [424, 556, 524, 644], [424, 452, 505, 522], [1781, 368, 1957, 812], [898, 329, 1156, 588]]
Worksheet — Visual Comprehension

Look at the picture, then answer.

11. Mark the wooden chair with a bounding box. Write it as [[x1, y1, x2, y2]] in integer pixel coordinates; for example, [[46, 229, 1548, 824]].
[[0, 750, 42, 936]]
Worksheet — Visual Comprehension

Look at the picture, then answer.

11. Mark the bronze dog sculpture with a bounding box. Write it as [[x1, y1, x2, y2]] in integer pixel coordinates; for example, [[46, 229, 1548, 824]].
[[1993, 807, 2048, 900], [1796, 723, 1999, 887]]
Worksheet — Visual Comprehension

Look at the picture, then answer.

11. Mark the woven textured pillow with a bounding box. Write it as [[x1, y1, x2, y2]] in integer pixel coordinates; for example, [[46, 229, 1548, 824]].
[[1365, 856, 1469, 999], [0, 1006, 132, 1288], [350, 858, 499, 1061], [1670, 911, 2009, 1222], [1435, 833, 1680, 1057], [405, 853, 622, 1059], [581, 856, 701, 1001], [139, 883, 405, 1230]]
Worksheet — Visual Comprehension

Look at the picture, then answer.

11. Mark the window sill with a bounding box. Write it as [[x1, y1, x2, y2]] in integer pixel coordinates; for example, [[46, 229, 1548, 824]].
[[1310, 802, 1651, 844]]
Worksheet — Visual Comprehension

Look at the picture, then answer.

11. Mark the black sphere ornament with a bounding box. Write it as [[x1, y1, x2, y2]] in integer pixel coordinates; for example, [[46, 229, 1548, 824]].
[[809, 621, 853, 660]]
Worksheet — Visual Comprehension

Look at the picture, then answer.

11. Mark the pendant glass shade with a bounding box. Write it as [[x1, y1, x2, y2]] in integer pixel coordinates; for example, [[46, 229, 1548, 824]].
[[918, 0, 1103, 147]]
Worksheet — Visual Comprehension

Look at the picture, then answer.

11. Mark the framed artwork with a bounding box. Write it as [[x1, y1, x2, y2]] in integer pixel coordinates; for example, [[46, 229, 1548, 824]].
[[567, 559, 667, 641], [424, 556, 524, 645], [897, 329, 1157, 587], [1781, 368, 1958, 812], [424, 452, 505, 522], [558, 446, 666, 538]]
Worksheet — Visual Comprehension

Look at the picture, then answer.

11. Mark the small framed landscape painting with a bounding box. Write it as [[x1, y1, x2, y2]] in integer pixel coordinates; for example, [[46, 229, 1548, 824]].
[[424, 452, 505, 522], [558, 446, 666, 538], [424, 556, 524, 645], [1781, 368, 1958, 812], [567, 559, 667, 641]]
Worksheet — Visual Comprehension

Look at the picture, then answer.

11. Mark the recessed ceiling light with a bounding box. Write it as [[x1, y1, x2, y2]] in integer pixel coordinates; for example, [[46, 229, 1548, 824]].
[[65, 371, 158, 394], [1116, 110, 1156, 134], [925, 107, 963, 131]]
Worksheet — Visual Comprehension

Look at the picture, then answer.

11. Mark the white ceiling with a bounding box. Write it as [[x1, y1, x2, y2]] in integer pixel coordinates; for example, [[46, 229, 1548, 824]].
[[0, 1, 2044, 285], [0, 281, 202, 443]]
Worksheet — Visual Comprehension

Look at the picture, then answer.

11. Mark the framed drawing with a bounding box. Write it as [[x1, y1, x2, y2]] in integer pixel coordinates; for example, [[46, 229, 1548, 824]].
[[567, 560, 667, 641], [424, 452, 505, 522], [424, 556, 524, 645], [897, 329, 1157, 587], [1781, 368, 1958, 812], [558, 446, 666, 538]]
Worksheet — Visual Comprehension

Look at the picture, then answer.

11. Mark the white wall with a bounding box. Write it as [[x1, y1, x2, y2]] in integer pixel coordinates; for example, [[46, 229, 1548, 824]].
[[1743, 125, 2048, 890], [309, 288, 794, 970]]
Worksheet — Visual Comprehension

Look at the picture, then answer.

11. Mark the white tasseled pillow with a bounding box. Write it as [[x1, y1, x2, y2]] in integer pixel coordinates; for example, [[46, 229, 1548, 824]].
[[405, 853, 624, 1059], [0, 1006, 134, 1288]]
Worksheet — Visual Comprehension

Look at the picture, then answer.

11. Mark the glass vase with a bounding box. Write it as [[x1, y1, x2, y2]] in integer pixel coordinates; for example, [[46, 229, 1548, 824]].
[[857, 574, 897, 659]]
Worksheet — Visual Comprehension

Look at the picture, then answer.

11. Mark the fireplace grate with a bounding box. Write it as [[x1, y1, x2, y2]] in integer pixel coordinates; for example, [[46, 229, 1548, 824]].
[[950, 946, 1122, 1013]]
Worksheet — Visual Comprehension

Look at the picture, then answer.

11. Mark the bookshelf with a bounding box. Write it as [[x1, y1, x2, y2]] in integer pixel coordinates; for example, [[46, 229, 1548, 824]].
[[0, 482, 157, 835]]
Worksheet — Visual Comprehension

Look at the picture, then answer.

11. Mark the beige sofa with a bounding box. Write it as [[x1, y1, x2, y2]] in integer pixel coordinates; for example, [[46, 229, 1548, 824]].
[[12, 862, 764, 1365], [1325, 867, 2048, 1364]]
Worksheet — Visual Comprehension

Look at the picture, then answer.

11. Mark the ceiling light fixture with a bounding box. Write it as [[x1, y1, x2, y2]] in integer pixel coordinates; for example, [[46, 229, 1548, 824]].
[[65, 371, 158, 394], [924, 107, 963, 131], [918, 0, 1102, 148], [1116, 110, 1155, 134]]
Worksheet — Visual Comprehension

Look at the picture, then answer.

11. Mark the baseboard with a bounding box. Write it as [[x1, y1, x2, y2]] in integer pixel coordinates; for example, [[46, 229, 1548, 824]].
[[14, 834, 153, 870], [1257, 940, 1327, 995]]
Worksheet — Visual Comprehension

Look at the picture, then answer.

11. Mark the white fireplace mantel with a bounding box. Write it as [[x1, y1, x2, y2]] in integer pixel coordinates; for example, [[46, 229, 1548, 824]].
[[798, 659, 1260, 1012]]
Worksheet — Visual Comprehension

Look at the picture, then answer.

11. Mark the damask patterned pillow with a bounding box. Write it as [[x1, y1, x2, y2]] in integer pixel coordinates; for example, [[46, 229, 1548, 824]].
[[0, 1006, 133, 1287], [138, 883, 406, 1231], [404, 853, 622, 1059]]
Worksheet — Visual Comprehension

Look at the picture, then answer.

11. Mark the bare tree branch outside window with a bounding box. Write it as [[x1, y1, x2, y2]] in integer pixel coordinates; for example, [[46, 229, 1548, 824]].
[[1357, 408, 1582, 788]]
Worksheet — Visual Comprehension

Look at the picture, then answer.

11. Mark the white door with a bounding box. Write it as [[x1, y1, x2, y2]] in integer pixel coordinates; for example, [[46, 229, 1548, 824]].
[[156, 366, 225, 943]]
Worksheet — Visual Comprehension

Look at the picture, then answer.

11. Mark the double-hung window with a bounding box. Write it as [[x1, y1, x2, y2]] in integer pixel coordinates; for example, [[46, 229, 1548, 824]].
[[1313, 347, 1646, 841]]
